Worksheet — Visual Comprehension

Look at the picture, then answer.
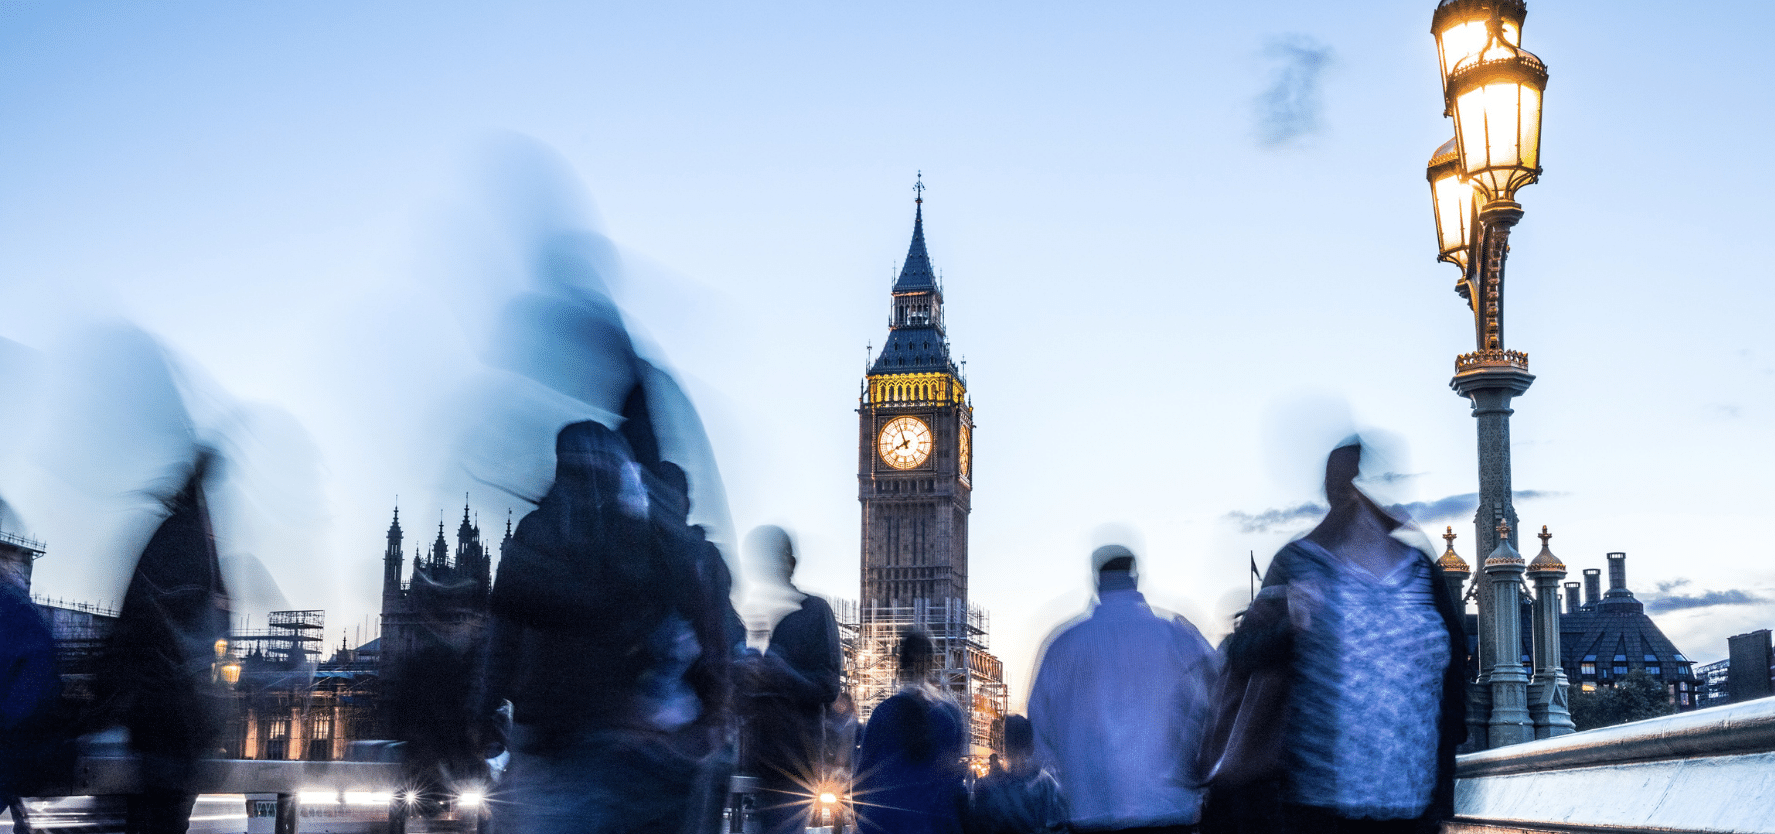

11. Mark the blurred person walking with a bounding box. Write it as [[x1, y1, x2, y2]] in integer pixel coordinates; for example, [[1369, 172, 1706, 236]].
[[738, 525, 843, 834], [1, 513, 70, 834], [482, 416, 735, 834], [1028, 546, 1218, 834], [93, 453, 232, 834], [1201, 439, 1466, 834], [966, 715, 1065, 834], [854, 629, 967, 834]]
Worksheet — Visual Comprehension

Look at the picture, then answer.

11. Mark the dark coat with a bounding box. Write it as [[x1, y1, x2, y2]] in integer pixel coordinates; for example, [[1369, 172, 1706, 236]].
[[94, 463, 231, 784], [742, 595, 842, 782], [855, 688, 968, 834], [0, 582, 68, 795]]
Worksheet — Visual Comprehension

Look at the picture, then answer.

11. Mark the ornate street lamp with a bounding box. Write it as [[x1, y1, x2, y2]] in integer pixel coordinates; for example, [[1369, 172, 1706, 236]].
[[1447, 10, 1547, 356], [1427, 0, 1553, 750], [1447, 29, 1546, 207]]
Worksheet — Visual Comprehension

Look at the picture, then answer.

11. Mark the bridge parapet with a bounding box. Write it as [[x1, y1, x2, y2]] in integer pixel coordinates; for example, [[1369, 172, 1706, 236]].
[[1451, 697, 1775, 833]]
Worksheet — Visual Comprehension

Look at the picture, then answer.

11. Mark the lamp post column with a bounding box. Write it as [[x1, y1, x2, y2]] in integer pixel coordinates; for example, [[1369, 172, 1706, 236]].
[[1483, 520, 1533, 747], [1451, 195, 1534, 751]]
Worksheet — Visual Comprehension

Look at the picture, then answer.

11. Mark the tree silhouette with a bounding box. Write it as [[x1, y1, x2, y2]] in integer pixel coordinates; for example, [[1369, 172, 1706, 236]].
[[1569, 670, 1675, 731]]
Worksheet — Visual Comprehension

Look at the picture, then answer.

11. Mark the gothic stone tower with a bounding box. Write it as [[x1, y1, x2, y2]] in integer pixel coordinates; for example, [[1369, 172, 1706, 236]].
[[856, 183, 991, 730]]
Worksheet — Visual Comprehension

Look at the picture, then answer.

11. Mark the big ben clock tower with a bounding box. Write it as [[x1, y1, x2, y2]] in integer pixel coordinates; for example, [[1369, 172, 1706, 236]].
[[855, 178, 1003, 754]]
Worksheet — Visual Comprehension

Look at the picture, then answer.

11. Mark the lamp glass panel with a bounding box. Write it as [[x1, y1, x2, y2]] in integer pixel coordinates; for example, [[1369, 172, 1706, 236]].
[[1454, 85, 1492, 170], [1518, 84, 1542, 170], [1483, 81, 1522, 171], [1433, 174, 1474, 258]]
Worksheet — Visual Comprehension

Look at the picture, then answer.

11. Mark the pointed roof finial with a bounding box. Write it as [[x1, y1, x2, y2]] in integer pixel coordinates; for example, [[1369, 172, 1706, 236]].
[[1437, 525, 1469, 575], [1486, 518, 1524, 568], [1529, 523, 1565, 574], [914, 170, 924, 205]]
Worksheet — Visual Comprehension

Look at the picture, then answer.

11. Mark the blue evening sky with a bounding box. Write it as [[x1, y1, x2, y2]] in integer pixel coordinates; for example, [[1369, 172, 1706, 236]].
[[2, 1, 1771, 704]]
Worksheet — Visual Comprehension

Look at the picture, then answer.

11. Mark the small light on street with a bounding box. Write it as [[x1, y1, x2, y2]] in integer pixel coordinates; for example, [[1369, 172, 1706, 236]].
[[458, 791, 486, 809], [819, 792, 839, 805]]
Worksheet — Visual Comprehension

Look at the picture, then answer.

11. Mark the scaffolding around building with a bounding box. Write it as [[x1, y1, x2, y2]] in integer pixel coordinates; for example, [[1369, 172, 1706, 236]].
[[847, 597, 1007, 758], [233, 609, 326, 666]]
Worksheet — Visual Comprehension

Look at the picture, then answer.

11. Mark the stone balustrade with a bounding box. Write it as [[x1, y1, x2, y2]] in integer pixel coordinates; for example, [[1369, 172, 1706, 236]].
[[1449, 696, 1775, 833]]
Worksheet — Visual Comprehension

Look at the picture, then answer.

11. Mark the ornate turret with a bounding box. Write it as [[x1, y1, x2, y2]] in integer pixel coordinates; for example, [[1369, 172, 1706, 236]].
[[1527, 524, 1565, 576], [1484, 519, 1532, 747], [429, 517, 449, 572], [1485, 519, 1525, 569], [1437, 526, 1469, 611], [381, 505, 404, 602], [1524, 524, 1575, 738]]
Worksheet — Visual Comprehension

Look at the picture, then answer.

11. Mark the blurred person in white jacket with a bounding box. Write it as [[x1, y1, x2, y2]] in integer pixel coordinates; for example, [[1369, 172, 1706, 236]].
[[1028, 545, 1220, 834]]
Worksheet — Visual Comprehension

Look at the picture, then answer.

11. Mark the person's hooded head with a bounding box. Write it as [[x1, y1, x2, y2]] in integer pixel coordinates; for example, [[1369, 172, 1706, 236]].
[[1093, 544, 1138, 594]]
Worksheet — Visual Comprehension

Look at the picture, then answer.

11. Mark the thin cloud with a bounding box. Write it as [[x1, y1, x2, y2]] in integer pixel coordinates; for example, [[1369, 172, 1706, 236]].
[[1255, 35, 1333, 147], [1226, 489, 1563, 533], [1386, 489, 1563, 523], [1225, 502, 1325, 534], [1641, 584, 1771, 614]]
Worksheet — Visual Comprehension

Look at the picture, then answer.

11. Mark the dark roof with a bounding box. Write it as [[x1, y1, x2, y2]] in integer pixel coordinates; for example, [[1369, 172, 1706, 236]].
[[893, 202, 937, 292], [870, 326, 955, 375], [1462, 585, 1697, 686]]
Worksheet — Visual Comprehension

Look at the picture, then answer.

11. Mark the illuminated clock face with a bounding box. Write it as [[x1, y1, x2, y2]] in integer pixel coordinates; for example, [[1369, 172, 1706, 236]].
[[958, 423, 971, 481], [878, 416, 933, 469]]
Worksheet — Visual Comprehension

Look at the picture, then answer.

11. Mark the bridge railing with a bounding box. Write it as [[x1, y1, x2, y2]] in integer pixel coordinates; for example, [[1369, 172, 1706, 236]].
[[36, 758, 409, 834], [32, 758, 757, 834], [1451, 696, 1775, 833]]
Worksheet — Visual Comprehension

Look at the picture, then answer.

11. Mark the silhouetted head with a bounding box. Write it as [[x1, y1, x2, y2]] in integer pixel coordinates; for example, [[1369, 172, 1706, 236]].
[[1003, 714, 1035, 761], [897, 627, 936, 685], [1324, 439, 1362, 509], [745, 525, 796, 585], [1093, 544, 1138, 592]]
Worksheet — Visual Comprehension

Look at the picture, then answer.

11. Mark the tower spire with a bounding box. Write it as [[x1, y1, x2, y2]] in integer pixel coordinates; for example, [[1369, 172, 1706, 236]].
[[894, 175, 936, 292]]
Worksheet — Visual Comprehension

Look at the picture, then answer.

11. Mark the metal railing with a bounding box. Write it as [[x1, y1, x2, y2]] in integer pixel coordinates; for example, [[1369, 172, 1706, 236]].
[[1450, 696, 1775, 833]]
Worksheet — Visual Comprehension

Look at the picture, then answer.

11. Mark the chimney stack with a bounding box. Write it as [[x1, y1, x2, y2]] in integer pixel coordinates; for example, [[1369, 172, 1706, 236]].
[[1564, 581, 1582, 614], [1606, 552, 1630, 598], [1583, 569, 1601, 607]]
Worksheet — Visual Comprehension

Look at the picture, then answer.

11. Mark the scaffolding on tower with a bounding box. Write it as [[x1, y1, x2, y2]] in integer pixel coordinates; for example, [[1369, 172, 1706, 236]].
[[850, 597, 1007, 759]]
